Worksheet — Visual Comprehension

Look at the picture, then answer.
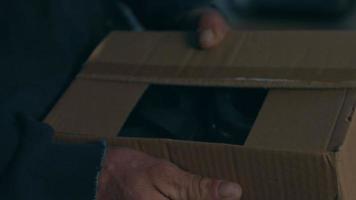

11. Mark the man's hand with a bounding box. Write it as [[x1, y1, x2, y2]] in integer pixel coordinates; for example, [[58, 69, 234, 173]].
[[97, 147, 242, 200], [196, 8, 230, 49]]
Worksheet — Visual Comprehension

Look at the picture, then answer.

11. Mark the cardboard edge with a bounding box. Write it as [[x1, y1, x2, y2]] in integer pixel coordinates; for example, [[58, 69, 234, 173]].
[[334, 101, 356, 200], [53, 131, 329, 155], [79, 69, 356, 89], [85, 32, 116, 64], [328, 89, 356, 151]]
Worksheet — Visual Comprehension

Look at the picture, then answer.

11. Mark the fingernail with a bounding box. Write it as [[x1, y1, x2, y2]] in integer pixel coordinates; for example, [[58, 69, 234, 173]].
[[200, 29, 215, 47], [218, 181, 242, 199]]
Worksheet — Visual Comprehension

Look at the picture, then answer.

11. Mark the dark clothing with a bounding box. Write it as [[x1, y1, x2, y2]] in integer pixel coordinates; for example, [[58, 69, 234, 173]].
[[1, 0, 208, 199], [1, 0, 113, 199], [0, 116, 105, 200]]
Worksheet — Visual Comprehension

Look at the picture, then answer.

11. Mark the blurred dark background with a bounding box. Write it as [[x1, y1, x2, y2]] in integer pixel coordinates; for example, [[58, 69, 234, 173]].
[[115, 0, 356, 31], [216, 0, 356, 30]]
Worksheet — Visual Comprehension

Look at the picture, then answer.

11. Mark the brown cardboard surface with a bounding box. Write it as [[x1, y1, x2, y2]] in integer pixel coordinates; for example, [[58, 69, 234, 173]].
[[44, 31, 356, 199], [336, 90, 356, 200], [81, 31, 356, 88], [54, 133, 338, 200], [45, 79, 147, 137], [246, 89, 347, 151]]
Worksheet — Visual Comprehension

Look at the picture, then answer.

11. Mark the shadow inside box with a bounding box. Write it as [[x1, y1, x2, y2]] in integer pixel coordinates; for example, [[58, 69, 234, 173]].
[[120, 85, 268, 145]]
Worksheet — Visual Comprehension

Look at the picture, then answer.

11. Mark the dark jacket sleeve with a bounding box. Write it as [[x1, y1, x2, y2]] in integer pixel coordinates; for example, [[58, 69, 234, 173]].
[[0, 0, 114, 199], [0, 115, 105, 200], [0, 77, 106, 200]]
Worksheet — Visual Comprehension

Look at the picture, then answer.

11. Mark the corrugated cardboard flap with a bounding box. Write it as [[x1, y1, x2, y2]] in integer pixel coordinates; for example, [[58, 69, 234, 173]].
[[55, 133, 339, 200], [80, 31, 356, 88]]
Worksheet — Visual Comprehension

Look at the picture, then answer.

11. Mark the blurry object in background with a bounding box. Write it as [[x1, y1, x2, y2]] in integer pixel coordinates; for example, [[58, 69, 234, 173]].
[[116, 0, 216, 29], [227, 0, 354, 15], [215, 0, 356, 29], [115, 0, 356, 31], [120, 86, 267, 145], [116, 2, 145, 31]]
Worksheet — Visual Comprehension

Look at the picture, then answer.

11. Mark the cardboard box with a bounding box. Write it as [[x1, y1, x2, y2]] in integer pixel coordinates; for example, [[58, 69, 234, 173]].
[[45, 31, 356, 200]]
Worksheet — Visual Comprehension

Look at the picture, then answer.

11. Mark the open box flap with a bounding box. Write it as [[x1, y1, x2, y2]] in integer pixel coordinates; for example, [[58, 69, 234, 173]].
[[81, 31, 356, 89], [45, 79, 148, 137]]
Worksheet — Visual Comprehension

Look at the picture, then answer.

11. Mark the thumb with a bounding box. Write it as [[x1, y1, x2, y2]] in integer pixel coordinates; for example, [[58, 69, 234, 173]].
[[197, 8, 230, 49], [151, 162, 242, 200], [179, 172, 242, 200]]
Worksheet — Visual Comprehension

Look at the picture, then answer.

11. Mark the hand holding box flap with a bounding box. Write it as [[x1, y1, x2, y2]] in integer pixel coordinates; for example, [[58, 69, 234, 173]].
[[81, 31, 356, 88]]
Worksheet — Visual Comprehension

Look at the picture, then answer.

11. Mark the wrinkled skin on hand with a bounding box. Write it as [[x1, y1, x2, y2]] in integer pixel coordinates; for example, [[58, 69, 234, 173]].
[[97, 147, 242, 200]]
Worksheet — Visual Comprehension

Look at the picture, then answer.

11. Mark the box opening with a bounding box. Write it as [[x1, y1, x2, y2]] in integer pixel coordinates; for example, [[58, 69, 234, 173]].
[[119, 85, 268, 145]]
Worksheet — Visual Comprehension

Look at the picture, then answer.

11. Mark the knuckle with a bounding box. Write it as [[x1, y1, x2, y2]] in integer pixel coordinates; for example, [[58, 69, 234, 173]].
[[190, 175, 215, 200], [148, 160, 178, 177]]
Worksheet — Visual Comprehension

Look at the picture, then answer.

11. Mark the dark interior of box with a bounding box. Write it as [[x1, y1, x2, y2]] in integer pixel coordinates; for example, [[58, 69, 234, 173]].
[[119, 85, 268, 145]]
